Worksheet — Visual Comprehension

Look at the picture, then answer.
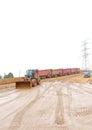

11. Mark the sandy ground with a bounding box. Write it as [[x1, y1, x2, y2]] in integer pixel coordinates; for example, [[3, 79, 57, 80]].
[[0, 79, 92, 130]]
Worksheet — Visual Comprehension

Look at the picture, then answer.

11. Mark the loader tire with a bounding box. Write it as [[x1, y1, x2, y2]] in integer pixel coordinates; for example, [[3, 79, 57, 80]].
[[33, 82, 37, 87]]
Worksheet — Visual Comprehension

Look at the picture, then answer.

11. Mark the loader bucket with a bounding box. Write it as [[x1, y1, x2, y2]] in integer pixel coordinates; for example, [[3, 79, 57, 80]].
[[16, 81, 32, 89]]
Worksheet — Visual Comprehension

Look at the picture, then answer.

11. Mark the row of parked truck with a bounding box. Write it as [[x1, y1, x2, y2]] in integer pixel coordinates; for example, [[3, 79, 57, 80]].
[[25, 68, 80, 80], [37, 68, 80, 79]]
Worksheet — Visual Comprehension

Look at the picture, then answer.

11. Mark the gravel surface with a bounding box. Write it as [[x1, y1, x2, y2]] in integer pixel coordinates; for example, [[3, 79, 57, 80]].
[[0, 80, 92, 130]]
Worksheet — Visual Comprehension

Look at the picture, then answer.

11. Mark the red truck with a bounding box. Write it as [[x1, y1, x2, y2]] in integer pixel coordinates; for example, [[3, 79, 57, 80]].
[[70, 68, 79, 74], [62, 68, 71, 75], [37, 69, 52, 79], [75, 68, 80, 73], [58, 69, 63, 76]]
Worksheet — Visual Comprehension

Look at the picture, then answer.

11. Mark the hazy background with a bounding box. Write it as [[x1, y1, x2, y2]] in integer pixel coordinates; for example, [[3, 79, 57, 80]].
[[0, 0, 92, 77]]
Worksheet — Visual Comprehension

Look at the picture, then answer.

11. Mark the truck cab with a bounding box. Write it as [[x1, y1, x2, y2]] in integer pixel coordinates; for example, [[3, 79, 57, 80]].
[[83, 71, 90, 78]]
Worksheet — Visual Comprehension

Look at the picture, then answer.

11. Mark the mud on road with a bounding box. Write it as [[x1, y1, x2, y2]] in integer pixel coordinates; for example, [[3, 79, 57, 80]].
[[0, 80, 92, 130]]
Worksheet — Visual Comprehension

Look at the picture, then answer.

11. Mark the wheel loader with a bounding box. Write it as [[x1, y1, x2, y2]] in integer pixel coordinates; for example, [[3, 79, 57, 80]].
[[24, 69, 40, 86]]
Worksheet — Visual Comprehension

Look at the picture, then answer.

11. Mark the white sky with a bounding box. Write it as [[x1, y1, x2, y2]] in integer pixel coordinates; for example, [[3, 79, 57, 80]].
[[0, 0, 92, 77]]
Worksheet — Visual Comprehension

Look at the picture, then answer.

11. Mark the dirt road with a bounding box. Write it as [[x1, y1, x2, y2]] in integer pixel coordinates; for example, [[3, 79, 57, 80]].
[[0, 80, 92, 130]]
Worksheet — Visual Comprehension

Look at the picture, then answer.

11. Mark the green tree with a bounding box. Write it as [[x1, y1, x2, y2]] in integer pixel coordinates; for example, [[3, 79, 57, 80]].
[[8, 72, 14, 78], [4, 73, 8, 78], [0, 75, 2, 79], [4, 72, 14, 78]]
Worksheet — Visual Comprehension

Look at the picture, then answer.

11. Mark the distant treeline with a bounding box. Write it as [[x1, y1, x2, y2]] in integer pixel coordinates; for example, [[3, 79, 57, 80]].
[[0, 72, 14, 79]]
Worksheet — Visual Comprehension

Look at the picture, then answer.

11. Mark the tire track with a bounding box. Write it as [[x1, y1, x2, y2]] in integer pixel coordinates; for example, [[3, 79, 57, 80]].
[[55, 87, 64, 125], [0, 89, 36, 121], [0, 90, 30, 106], [0, 88, 16, 97], [75, 106, 92, 117], [70, 84, 92, 96], [52, 82, 71, 130], [9, 83, 52, 130]]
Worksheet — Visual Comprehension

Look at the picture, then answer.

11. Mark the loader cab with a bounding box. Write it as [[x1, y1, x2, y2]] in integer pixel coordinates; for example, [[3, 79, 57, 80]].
[[26, 69, 35, 77], [24, 69, 36, 80], [25, 69, 39, 79], [26, 70, 34, 76]]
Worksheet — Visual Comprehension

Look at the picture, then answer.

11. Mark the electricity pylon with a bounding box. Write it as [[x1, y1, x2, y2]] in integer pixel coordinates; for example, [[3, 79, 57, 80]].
[[82, 40, 90, 71]]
